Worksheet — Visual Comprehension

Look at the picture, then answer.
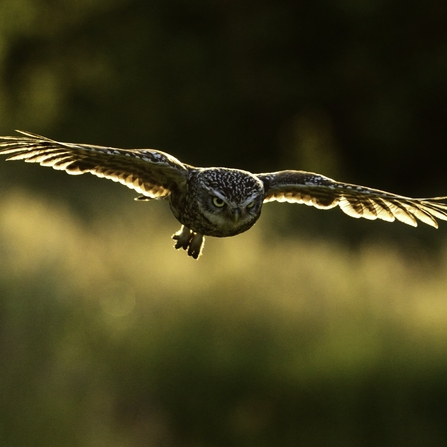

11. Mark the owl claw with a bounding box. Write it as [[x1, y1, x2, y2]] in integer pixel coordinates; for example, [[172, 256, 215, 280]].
[[172, 225, 193, 249], [172, 225, 204, 259], [188, 233, 204, 259]]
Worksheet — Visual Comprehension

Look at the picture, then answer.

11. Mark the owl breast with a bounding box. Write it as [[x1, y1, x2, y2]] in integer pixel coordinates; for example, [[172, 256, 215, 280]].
[[169, 167, 265, 237]]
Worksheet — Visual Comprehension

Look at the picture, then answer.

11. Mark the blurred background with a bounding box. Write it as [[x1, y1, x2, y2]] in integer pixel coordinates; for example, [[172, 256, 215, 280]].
[[1, 0, 447, 445]]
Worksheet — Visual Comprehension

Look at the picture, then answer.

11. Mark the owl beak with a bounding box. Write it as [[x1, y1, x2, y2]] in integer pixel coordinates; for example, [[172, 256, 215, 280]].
[[232, 208, 241, 225]]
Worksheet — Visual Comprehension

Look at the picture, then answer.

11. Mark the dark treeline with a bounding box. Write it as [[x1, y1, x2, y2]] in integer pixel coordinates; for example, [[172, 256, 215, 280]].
[[1, 0, 446, 195]]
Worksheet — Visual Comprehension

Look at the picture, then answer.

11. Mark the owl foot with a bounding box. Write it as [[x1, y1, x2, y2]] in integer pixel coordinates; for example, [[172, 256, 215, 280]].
[[172, 225, 204, 259]]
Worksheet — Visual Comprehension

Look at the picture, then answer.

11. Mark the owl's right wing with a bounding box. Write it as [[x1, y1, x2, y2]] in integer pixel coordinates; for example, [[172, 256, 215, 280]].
[[0, 131, 190, 198], [257, 170, 447, 228]]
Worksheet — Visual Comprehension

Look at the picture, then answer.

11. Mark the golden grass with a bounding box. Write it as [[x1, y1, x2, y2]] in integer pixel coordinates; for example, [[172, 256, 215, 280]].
[[1, 189, 447, 446]]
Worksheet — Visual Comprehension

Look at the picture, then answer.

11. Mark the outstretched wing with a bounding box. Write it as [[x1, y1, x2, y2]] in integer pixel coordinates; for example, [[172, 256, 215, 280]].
[[257, 170, 447, 228], [0, 131, 190, 199]]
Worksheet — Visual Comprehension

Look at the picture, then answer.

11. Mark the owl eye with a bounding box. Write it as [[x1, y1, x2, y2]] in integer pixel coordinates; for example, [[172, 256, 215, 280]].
[[212, 197, 225, 207], [246, 200, 255, 209]]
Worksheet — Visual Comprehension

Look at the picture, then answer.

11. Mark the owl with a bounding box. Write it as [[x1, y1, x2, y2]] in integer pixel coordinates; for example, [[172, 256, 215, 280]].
[[1, 131, 447, 259]]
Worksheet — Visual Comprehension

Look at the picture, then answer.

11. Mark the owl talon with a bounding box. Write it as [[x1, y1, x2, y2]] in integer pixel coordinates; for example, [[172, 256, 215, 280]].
[[172, 225, 193, 249], [188, 233, 204, 259], [172, 226, 204, 259]]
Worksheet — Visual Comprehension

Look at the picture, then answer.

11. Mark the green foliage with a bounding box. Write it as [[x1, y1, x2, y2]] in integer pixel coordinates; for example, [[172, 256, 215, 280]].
[[1, 192, 447, 446]]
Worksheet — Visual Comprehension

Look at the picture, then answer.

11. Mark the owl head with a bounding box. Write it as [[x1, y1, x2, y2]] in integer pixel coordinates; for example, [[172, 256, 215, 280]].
[[191, 168, 265, 237]]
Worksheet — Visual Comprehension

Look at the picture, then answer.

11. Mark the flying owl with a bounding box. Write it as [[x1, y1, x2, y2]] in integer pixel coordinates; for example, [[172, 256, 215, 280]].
[[1, 131, 446, 259]]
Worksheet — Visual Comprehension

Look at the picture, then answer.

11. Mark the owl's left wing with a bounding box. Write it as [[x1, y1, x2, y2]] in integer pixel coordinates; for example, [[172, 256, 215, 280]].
[[257, 170, 447, 228], [0, 131, 190, 198]]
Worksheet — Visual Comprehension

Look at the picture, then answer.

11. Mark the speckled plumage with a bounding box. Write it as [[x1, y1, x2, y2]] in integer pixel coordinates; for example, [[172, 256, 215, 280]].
[[1, 131, 447, 259]]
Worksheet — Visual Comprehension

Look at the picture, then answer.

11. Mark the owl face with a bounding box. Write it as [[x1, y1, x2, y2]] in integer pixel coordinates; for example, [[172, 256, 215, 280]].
[[190, 168, 265, 237]]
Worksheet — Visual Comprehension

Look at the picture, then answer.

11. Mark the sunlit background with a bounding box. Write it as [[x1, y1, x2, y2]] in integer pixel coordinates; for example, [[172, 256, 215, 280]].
[[1, 1, 447, 446]]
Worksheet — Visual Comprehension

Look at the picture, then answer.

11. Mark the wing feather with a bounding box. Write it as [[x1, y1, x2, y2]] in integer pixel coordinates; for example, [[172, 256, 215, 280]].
[[0, 131, 189, 198], [258, 170, 447, 228]]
